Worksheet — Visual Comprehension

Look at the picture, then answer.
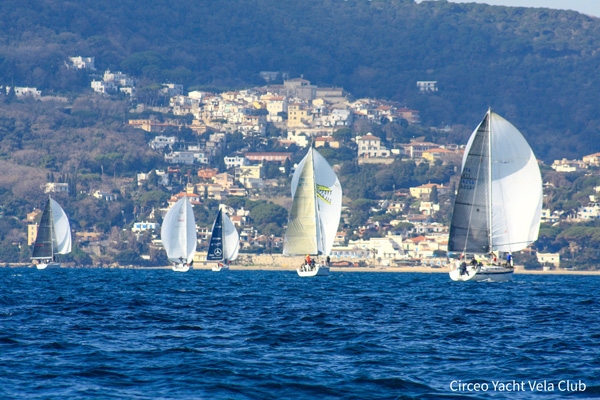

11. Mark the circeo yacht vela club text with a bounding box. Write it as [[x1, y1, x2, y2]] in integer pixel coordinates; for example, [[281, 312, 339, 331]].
[[449, 380, 586, 393]]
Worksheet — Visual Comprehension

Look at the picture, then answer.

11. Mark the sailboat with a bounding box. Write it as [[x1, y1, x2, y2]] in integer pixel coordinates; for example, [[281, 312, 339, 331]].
[[284, 147, 342, 277], [448, 109, 542, 282], [31, 197, 72, 270], [161, 195, 197, 272], [207, 206, 240, 272]]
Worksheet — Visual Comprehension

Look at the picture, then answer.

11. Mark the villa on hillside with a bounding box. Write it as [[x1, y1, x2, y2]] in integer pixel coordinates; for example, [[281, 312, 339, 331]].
[[356, 133, 390, 159]]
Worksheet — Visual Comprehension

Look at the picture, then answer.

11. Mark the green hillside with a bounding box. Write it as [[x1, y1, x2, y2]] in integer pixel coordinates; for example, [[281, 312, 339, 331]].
[[1, 0, 600, 161]]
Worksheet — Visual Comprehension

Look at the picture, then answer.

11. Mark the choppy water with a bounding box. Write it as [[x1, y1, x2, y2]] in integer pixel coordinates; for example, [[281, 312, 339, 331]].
[[0, 268, 598, 399]]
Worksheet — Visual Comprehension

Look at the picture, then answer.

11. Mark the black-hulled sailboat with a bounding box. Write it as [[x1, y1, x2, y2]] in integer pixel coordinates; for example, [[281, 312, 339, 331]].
[[31, 197, 72, 269], [207, 207, 240, 272]]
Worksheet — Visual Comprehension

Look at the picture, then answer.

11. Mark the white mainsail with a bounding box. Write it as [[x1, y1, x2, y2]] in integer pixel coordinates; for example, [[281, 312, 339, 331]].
[[283, 148, 342, 256], [449, 109, 542, 254], [161, 196, 197, 264]]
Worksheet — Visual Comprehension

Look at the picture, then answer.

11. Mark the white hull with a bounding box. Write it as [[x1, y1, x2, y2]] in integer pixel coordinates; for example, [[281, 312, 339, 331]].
[[172, 263, 190, 272], [212, 263, 230, 272], [297, 263, 329, 277], [450, 262, 513, 282], [36, 262, 61, 270]]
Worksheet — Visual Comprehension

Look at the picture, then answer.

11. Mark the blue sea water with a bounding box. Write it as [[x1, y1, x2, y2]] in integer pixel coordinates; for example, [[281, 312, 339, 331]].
[[0, 269, 598, 399]]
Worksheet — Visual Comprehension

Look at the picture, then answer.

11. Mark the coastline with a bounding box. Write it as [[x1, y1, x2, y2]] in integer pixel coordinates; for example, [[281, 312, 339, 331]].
[[5, 263, 600, 275], [229, 265, 600, 275]]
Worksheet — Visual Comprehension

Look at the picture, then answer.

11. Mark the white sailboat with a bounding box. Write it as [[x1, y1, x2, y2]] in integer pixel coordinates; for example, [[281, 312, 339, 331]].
[[207, 207, 240, 272], [284, 147, 342, 277], [161, 195, 197, 272], [448, 109, 543, 282], [31, 197, 72, 270]]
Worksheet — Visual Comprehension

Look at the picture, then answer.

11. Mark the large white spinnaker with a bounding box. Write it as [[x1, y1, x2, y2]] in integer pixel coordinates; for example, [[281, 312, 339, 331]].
[[488, 113, 542, 252], [222, 211, 240, 261], [50, 198, 72, 254], [161, 196, 197, 264]]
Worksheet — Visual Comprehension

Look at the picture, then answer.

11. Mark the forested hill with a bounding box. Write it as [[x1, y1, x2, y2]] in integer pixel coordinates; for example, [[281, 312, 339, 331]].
[[1, 0, 600, 161]]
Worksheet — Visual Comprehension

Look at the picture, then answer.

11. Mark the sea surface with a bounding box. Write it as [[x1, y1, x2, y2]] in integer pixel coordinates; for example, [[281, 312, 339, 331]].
[[0, 268, 598, 399]]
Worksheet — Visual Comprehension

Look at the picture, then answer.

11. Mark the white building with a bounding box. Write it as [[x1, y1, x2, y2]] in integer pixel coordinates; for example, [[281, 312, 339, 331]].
[[161, 83, 184, 97], [343, 235, 407, 265], [541, 209, 561, 224], [91, 80, 117, 94], [356, 133, 390, 158], [43, 182, 69, 194], [193, 152, 210, 165], [132, 221, 159, 232], [103, 70, 133, 86], [119, 87, 136, 97], [577, 203, 600, 220], [419, 201, 440, 216], [225, 156, 248, 169], [150, 136, 177, 150], [417, 81, 438, 93], [69, 56, 95, 70], [14, 87, 42, 98], [137, 170, 169, 186], [551, 158, 583, 172], [93, 190, 118, 201], [330, 246, 371, 260], [536, 252, 560, 268], [165, 151, 195, 165]]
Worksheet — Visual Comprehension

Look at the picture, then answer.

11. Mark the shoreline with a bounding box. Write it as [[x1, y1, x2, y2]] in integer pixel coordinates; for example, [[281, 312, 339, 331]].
[[4, 264, 600, 275], [250, 266, 600, 275]]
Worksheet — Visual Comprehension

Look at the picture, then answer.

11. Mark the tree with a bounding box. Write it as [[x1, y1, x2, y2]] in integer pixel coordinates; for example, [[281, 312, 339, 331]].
[[250, 201, 288, 229], [139, 190, 169, 208], [429, 185, 439, 203]]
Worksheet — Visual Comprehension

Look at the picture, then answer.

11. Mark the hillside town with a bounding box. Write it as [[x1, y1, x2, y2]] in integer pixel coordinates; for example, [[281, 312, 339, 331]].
[[10, 57, 600, 270]]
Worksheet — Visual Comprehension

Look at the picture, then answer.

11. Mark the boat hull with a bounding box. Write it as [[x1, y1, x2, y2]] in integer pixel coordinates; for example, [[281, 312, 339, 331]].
[[212, 263, 230, 272], [472, 265, 514, 282], [172, 263, 190, 272], [35, 262, 61, 270], [450, 263, 513, 282], [297, 263, 329, 277]]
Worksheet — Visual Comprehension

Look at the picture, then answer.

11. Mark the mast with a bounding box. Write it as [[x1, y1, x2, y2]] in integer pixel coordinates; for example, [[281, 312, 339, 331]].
[[183, 195, 189, 258], [487, 108, 493, 252], [218, 208, 224, 261], [310, 148, 323, 255], [49, 197, 55, 260]]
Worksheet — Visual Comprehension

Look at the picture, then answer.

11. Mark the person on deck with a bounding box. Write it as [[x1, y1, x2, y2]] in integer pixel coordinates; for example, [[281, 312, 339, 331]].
[[459, 262, 467, 276], [305, 254, 312, 266]]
